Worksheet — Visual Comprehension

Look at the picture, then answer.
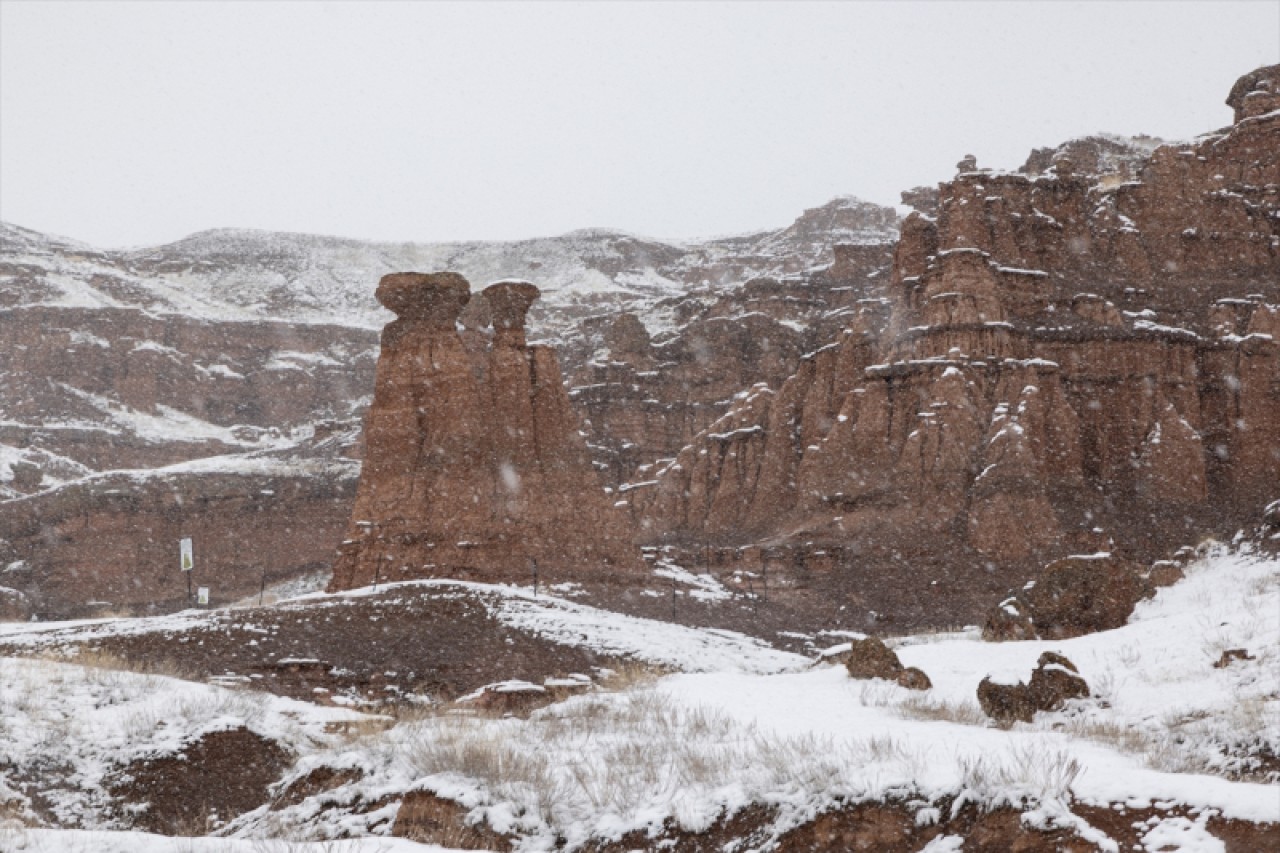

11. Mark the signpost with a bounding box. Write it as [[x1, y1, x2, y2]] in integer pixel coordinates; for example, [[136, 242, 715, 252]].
[[180, 537, 193, 604]]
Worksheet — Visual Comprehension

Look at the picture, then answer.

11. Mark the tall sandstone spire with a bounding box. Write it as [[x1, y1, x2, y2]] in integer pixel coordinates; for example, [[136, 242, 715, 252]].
[[327, 273, 643, 592]]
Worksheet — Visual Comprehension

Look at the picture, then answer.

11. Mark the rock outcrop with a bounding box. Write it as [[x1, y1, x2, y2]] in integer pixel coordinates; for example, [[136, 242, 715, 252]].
[[0, 447, 359, 619], [625, 66, 1280, 632], [328, 274, 643, 592]]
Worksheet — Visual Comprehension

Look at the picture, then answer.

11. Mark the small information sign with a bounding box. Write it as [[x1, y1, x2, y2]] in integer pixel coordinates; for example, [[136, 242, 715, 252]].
[[197, 587, 209, 606], [180, 537, 194, 572]]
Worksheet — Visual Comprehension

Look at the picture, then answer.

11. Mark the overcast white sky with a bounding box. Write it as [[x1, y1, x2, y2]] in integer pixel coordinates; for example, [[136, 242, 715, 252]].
[[1, 1, 1277, 248]]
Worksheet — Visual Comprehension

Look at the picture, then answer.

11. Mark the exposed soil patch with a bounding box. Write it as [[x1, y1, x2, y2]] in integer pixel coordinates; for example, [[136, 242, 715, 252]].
[[108, 727, 289, 835], [0, 586, 633, 704], [272, 765, 366, 810], [393, 794, 1280, 852]]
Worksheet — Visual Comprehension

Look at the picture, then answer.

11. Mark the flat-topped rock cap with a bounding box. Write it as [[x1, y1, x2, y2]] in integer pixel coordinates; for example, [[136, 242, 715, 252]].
[[483, 280, 541, 331], [377, 271, 471, 326]]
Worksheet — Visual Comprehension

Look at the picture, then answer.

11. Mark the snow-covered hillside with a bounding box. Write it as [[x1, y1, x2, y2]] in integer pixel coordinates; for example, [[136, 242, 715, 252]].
[[3, 542, 1276, 850], [1, 196, 898, 337]]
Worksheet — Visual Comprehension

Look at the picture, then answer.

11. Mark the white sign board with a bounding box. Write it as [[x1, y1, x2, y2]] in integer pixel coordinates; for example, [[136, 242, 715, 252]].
[[180, 537, 193, 572], [197, 587, 209, 606]]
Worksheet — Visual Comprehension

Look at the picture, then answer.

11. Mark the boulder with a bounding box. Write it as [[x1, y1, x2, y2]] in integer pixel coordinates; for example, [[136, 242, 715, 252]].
[[459, 680, 551, 717], [983, 553, 1151, 641], [1027, 651, 1089, 710], [1213, 649, 1255, 669], [977, 677, 1039, 725], [978, 652, 1089, 724], [843, 637, 905, 680], [981, 596, 1037, 642], [896, 667, 932, 691], [1146, 561, 1184, 588]]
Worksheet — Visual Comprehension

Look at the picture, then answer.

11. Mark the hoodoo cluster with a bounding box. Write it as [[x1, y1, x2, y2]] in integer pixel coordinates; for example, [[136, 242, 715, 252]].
[[327, 273, 642, 592]]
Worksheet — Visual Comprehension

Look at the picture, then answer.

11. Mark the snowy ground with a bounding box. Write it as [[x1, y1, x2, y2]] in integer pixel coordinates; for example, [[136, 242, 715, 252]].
[[2, 830, 460, 852], [2, 544, 1276, 851]]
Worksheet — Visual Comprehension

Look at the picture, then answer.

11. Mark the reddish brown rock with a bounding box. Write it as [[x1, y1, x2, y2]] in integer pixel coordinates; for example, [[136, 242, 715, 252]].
[[1135, 401, 1208, 504], [1146, 561, 1185, 588], [1213, 648, 1256, 669], [978, 652, 1089, 724], [1028, 651, 1090, 709], [624, 65, 1279, 633], [328, 273, 643, 592], [977, 677, 1039, 725], [896, 666, 932, 691], [984, 553, 1151, 641], [1024, 554, 1151, 638], [1227, 64, 1280, 123], [843, 636, 905, 680], [981, 596, 1038, 643]]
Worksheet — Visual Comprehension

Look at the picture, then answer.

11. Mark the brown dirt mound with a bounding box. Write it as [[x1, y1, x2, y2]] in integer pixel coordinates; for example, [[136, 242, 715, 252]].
[[108, 727, 289, 835], [0, 585, 633, 705]]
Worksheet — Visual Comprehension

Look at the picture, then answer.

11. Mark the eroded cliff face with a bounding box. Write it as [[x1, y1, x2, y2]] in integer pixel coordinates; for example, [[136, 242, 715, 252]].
[[328, 274, 643, 592], [627, 66, 1279, 630], [562, 201, 897, 488]]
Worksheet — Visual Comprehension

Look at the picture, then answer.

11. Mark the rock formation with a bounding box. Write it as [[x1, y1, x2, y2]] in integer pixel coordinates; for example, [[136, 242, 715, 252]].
[[842, 636, 932, 690], [626, 66, 1280, 631], [977, 652, 1090, 725], [981, 553, 1150, 641], [1227, 64, 1280, 124], [328, 273, 643, 592], [1, 198, 895, 617]]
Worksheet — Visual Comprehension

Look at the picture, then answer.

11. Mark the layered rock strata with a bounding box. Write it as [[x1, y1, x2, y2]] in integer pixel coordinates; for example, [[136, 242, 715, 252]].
[[328, 274, 643, 592], [626, 67, 1280, 629], [564, 239, 896, 488]]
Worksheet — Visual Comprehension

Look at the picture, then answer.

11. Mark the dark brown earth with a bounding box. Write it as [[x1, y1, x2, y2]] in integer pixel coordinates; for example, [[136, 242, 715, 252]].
[[0, 585, 640, 703], [393, 789, 1280, 852], [107, 727, 290, 835]]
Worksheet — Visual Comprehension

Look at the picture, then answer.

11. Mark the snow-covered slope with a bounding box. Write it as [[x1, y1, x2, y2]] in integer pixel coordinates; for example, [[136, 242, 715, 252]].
[[2, 544, 1275, 849], [1, 197, 898, 335]]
